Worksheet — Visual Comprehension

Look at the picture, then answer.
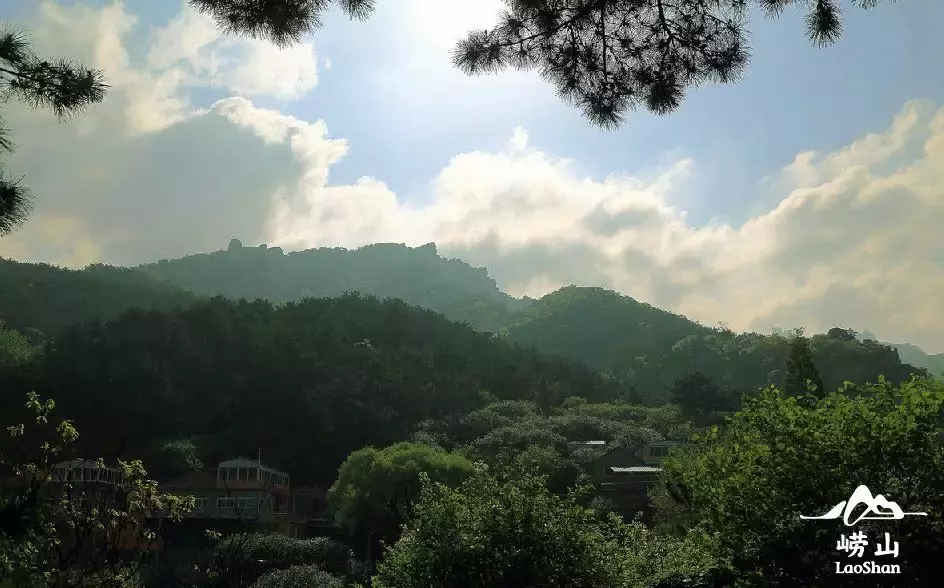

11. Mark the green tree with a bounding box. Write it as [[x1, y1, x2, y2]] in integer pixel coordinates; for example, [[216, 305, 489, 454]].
[[149, 438, 204, 481], [191, 0, 891, 128], [658, 376, 944, 586], [374, 468, 722, 588], [0, 27, 106, 234], [250, 565, 346, 588], [783, 329, 824, 399], [326, 442, 475, 562], [0, 322, 35, 370], [208, 533, 354, 588], [0, 392, 191, 587]]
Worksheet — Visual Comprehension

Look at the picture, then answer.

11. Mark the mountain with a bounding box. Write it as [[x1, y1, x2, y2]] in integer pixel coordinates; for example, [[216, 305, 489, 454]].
[[137, 240, 530, 332], [855, 331, 944, 377], [1, 245, 930, 409], [879, 343, 944, 377], [0, 258, 195, 339], [499, 286, 926, 403]]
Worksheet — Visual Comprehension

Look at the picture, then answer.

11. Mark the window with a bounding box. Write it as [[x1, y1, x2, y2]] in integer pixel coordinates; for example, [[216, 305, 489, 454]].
[[217, 497, 235, 509], [193, 497, 208, 512], [274, 497, 288, 515], [649, 446, 669, 457], [238, 496, 257, 511]]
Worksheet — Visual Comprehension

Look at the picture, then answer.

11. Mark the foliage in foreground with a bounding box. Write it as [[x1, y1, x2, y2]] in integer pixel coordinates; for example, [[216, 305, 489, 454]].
[[0, 392, 191, 588], [250, 564, 347, 588], [190, 0, 893, 128], [208, 532, 354, 588], [658, 376, 944, 586], [373, 469, 721, 588], [0, 27, 106, 234]]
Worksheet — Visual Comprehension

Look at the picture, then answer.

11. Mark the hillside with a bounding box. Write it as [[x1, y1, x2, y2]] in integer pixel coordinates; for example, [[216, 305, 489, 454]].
[[137, 240, 530, 332], [0, 258, 196, 339], [1, 248, 931, 409], [855, 331, 944, 376], [2, 294, 621, 487], [889, 343, 944, 377], [499, 286, 926, 403]]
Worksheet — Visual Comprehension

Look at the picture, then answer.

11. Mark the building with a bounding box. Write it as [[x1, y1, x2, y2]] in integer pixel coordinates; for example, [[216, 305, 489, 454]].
[[591, 440, 683, 521], [159, 457, 327, 538], [0, 458, 161, 553]]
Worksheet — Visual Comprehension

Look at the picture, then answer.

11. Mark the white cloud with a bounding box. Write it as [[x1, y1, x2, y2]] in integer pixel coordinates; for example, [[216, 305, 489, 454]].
[[145, 1, 319, 100], [2, 1, 944, 355]]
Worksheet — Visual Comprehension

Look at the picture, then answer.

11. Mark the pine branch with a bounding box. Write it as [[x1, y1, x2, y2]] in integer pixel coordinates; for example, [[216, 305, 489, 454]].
[[188, 0, 375, 48], [0, 169, 33, 236], [451, 0, 892, 128], [0, 26, 107, 235]]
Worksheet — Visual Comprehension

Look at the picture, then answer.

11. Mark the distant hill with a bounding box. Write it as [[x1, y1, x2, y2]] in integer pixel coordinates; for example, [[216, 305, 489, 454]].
[[888, 343, 944, 377], [1, 245, 930, 405], [854, 331, 944, 377], [0, 258, 195, 339], [137, 240, 530, 332], [499, 286, 926, 403]]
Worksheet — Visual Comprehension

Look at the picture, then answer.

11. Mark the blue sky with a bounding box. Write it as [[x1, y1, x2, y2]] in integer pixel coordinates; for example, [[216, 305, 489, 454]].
[[2, 0, 943, 352], [151, 0, 944, 225], [14, 0, 940, 223]]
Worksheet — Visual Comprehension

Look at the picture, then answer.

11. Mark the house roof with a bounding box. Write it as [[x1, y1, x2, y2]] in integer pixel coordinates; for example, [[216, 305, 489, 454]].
[[645, 440, 682, 447], [52, 458, 117, 470], [567, 440, 607, 446], [218, 457, 288, 475], [609, 466, 663, 474]]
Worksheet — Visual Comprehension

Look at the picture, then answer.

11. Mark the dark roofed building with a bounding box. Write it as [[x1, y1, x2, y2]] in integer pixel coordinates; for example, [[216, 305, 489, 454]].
[[590, 440, 684, 522], [159, 457, 326, 538]]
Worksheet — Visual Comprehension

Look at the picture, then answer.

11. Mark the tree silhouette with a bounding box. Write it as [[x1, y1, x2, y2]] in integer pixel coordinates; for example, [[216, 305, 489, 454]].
[[0, 27, 107, 235], [191, 0, 891, 128], [783, 329, 824, 399]]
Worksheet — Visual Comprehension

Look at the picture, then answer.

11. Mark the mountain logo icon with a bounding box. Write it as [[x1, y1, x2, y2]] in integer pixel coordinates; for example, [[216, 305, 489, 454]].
[[800, 485, 928, 526]]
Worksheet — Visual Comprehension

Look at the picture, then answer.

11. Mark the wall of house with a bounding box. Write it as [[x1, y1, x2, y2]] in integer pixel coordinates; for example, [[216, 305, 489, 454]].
[[185, 488, 284, 521]]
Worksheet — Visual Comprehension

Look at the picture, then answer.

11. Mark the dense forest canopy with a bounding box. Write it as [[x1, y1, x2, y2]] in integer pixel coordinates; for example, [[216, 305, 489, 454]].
[[0, 259, 195, 339], [497, 286, 925, 402], [2, 293, 619, 487]]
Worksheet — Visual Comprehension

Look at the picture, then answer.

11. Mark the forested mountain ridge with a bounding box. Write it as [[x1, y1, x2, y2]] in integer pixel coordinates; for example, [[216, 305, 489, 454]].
[[0, 258, 196, 340], [499, 286, 926, 404], [137, 240, 530, 333], [1, 244, 929, 407]]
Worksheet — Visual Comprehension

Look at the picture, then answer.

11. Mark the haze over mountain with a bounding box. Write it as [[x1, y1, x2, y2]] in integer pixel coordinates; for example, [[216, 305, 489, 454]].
[[1, 241, 929, 397], [137, 239, 529, 333], [1, 0, 943, 357]]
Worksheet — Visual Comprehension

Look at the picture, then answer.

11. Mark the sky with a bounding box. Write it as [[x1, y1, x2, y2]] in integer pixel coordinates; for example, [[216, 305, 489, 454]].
[[1, 0, 943, 353]]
